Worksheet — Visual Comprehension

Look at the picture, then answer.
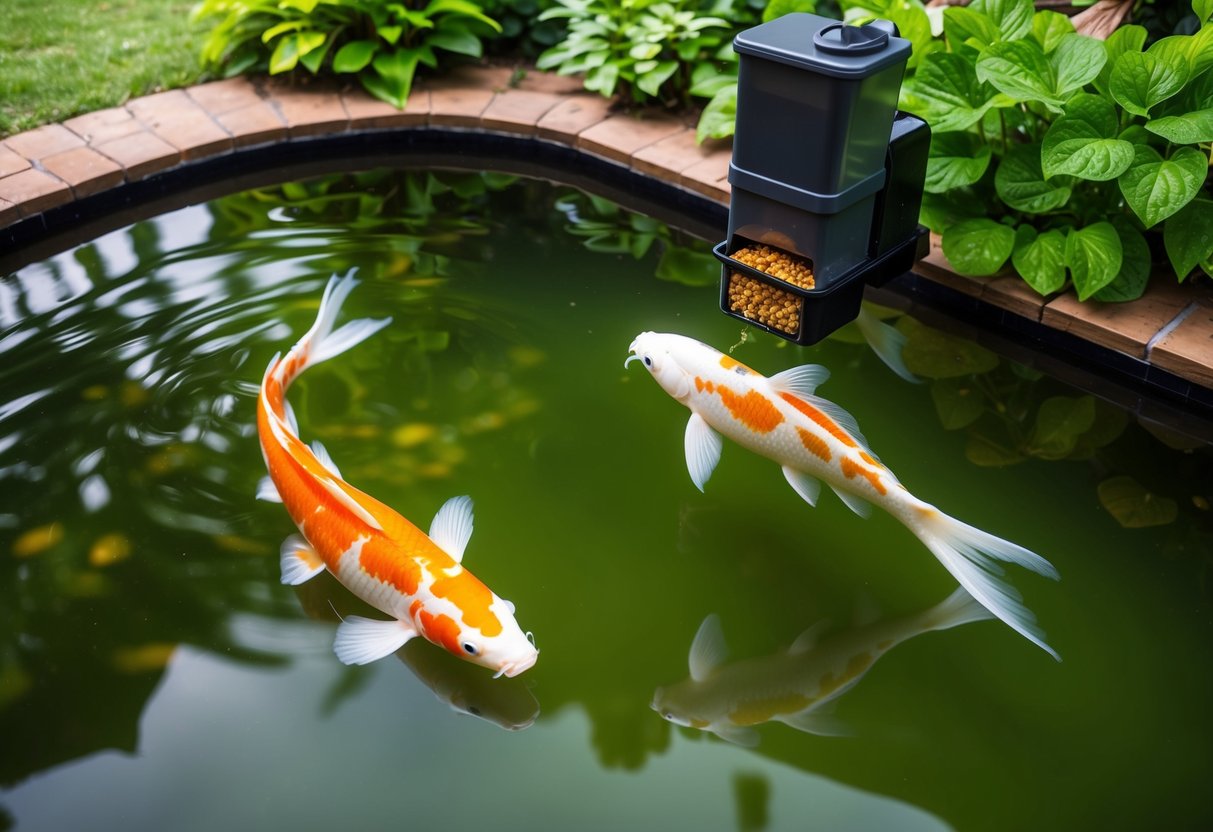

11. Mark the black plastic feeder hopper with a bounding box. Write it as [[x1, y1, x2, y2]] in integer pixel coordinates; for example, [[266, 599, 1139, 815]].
[[716, 14, 930, 345]]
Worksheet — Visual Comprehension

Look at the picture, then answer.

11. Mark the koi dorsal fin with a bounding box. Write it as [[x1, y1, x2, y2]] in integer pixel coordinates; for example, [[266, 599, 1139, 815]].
[[768, 364, 830, 399], [429, 496, 475, 563], [320, 477, 384, 531], [689, 614, 729, 682], [789, 619, 831, 654]]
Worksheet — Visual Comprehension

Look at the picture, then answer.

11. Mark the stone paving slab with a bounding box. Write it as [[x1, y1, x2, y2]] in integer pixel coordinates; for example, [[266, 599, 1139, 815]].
[[0, 64, 1209, 394]]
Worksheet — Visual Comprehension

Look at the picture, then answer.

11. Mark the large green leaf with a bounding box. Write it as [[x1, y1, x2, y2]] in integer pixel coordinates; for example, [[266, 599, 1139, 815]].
[[427, 24, 484, 57], [1109, 50, 1191, 117], [1164, 198, 1213, 280], [655, 245, 719, 286], [1041, 93, 1135, 180], [1145, 108, 1213, 144], [1031, 10, 1074, 54], [971, 0, 1033, 41], [1118, 145, 1206, 229], [1198, 0, 1213, 24], [1092, 221, 1151, 303], [901, 318, 1001, 379], [1012, 225, 1067, 296], [942, 218, 1015, 276], [1051, 33, 1106, 96], [925, 132, 992, 193], [930, 378, 986, 430], [1065, 222, 1122, 300], [996, 143, 1071, 213], [696, 84, 736, 142], [942, 6, 1000, 54], [366, 47, 424, 107], [1094, 24, 1146, 98], [976, 39, 1060, 108], [333, 40, 378, 73], [904, 52, 1001, 132]]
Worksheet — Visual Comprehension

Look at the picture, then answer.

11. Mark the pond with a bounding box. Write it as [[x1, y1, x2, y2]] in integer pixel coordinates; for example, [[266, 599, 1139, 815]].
[[1, 169, 1211, 831]]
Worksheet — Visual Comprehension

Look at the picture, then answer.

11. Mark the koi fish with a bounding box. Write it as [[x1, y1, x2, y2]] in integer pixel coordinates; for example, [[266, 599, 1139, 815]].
[[653, 588, 993, 746], [257, 273, 538, 677], [625, 332, 1059, 659]]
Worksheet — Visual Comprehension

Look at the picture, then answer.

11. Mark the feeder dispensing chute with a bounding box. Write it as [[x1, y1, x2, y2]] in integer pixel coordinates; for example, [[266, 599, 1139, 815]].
[[716, 13, 930, 345]]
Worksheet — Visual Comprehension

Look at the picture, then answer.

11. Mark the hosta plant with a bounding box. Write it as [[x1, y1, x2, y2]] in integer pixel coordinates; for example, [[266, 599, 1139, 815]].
[[535, 0, 733, 106], [193, 0, 502, 107], [887, 0, 1213, 301]]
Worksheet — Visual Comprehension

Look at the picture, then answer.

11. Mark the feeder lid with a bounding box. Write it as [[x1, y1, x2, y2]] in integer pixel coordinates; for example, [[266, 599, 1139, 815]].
[[733, 13, 910, 79]]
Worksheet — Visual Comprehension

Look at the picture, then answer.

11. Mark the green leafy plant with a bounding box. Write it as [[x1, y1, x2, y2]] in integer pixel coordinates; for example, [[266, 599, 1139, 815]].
[[888, 0, 1213, 301], [192, 0, 502, 107], [535, 0, 734, 106]]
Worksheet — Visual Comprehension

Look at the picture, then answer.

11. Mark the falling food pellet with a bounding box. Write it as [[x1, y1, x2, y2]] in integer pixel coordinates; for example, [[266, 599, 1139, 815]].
[[725, 244, 814, 336]]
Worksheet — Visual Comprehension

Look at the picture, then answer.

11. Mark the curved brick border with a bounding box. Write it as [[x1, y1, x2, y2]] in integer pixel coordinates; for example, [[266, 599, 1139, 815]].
[[1, 64, 1210, 394]]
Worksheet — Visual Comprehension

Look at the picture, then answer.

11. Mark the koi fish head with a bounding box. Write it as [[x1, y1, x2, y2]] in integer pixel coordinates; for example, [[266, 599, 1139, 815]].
[[651, 682, 712, 731], [625, 331, 709, 401], [450, 596, 539, 679]]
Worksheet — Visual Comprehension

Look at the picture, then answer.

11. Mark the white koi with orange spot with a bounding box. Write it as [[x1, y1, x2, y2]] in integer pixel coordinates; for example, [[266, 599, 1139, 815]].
[[257, 273, 538, 676], [626, 332, 1060, 659]]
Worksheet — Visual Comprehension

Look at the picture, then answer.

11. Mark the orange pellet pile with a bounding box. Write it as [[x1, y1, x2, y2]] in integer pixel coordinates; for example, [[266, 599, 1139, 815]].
[[726, 272, 802, 335], [730, 244, 815, 289]]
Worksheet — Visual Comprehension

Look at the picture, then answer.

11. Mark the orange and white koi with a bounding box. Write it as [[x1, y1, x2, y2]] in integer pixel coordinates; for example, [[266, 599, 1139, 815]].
[[257, 273, 538, 676], [652, 588, 993, 746], [626, 332, 1060, 659]]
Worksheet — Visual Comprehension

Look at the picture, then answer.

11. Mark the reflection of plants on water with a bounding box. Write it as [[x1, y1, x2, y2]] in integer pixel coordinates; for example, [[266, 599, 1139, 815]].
[[895, 315, 1212, 543]]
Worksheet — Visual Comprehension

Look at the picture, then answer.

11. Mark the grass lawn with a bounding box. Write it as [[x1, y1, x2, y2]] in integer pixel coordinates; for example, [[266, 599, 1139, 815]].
[[0, 0, 207, 137]]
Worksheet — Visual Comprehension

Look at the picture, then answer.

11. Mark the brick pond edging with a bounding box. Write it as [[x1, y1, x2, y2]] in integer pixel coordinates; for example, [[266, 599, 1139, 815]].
[[1, 64, 1211, 401]]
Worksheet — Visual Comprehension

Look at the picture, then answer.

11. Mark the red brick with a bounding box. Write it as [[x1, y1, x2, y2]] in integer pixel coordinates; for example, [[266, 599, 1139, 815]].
[[480, 89, 563, 136], [63, 107, 144, 145], [536, 95, 613, 144], [577, 111, 686, 164], [0, 146, 31, 178], [214, 102, 289, 148], [262, 81, 350, 137], [4, 124, 84, 161], [187, 77, 264, 116], [679, 150, 731, 204], [40, 147, 125, 198], [95, 132, 182, 180], [128, 90, 233, 160], [514, 70, 587, 96], [633, 128, 718, 178], [426, 83, 495, 127], [0, 169, 72, 216], [343, 87, 430, 129]]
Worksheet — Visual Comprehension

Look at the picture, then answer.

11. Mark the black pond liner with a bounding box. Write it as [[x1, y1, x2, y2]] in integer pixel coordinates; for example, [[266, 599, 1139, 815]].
[[0, 126, 1210, 436]]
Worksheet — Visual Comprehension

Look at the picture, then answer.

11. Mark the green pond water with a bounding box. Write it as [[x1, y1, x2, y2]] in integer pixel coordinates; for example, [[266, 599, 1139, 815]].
[[1, 170, 1211, 832]]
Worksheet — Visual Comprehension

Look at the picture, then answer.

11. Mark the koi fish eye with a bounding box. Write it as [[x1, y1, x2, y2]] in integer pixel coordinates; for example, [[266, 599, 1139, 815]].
[[643, 356, 653, 368], [463, 642, 479, 656]]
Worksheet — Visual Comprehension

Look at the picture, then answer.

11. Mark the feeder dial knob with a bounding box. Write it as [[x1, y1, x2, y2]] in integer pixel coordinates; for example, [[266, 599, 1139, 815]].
[[812, 20, 897, 55]]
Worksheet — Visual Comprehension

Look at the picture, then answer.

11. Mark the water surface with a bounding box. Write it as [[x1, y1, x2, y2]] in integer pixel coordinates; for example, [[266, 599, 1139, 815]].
[[1, 171, 1211, 831]]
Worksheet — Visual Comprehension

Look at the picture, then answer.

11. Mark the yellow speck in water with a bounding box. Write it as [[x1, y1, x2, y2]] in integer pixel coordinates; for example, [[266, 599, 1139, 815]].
[[508, 346, 546, 368], [464, 412, 506, 434], [1194, 495, 1210, 511], [90, 533, 132, 567], [146, 445, 193, 475], [418, 462, 452, 479], [81, 385, 109, 401], [213, 535, 271, 556], [112, 643, 176, 673], [120, 381, 149, 409], [0, 663, 33, 709], [12, 523, 62, 558], [393, 423, 438, 448]]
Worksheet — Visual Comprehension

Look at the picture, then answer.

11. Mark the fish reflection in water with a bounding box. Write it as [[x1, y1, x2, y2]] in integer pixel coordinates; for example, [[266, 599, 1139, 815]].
[[294, 574, 540, 731], [652, 588, 993, 747]]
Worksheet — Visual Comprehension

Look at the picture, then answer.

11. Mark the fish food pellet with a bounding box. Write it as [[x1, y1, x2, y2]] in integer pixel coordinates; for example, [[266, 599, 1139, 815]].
[[727, 272, 802, 335], [730, 244, 815, 290]]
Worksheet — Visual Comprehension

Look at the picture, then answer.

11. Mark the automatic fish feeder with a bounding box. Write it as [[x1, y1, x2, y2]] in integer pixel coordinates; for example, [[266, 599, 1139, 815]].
[[716, 14, 929, 344]]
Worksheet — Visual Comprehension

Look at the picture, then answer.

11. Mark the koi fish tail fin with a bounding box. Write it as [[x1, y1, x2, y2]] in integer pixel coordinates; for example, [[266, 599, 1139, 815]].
[[915, 509, 1060, 660], [918, 586, 996, 633], [293, 271, 393, 373], [855, 306, 919, 384]]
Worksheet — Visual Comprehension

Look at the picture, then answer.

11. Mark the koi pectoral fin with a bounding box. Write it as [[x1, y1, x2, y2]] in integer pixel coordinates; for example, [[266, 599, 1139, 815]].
[[685, 412, 722, 493], [257, 476, 283, 503], [333, 616, 418, 665], [783, 467, 821, 508], [280, 534, 325, 585]]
